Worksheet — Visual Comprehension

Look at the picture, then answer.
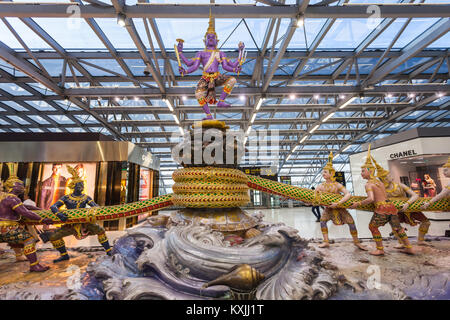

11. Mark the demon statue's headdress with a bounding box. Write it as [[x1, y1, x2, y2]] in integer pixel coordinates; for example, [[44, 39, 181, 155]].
[[323, 151, 336, 181], [371, 156, 390, 186], [4, 163, 22, 192], [67, 165, 84, 190], [361, 144, 376, 177]]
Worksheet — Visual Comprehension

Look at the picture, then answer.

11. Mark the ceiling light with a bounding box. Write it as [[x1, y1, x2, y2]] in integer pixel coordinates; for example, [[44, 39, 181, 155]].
[[309, 124, 319, 133], [255, 98, 265, 111], [250, 113, 257, 124], [182, 96, 187, 101], [339, 94, 346, 99], [246, 126, 252, 135], [343, 145, 351, 152], [289, 94, 295, 100], [173, 114, 180, 125], [240, 95, 245, 101], [296, 14, 304, 28], [134, 97, 139, 101], [322, 112, 335, 123], [437, 92, 444, 98], [287, 154, 292, 161], [408, 93, 415, 99], [339, 96, 356, 109], [387, 93, 393, 98], [115, 97, 120, 102], [293, 145, 299, 152], [163, 99, 174, 112], [179, 127, 184, 135], [314, 94, 320, 100], [117, 13, 127, 27], [300, 136, 308, 143]]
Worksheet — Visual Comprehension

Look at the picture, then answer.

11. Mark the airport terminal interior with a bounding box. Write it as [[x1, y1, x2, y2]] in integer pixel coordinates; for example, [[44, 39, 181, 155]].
[[0, 0, 449, 301]]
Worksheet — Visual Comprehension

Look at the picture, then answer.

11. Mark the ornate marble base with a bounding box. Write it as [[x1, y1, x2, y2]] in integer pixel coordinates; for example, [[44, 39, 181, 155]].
[[79, 212, 340, 300]]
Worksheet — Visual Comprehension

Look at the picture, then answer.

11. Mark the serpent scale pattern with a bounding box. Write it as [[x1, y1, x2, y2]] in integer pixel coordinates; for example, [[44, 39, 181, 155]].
[[247, 175, 450, 213], [23, 194, 174, 225]]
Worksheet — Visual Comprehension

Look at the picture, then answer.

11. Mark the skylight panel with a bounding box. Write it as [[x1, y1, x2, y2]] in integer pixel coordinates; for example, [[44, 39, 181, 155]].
[[33, 18, 106, 49], [0, 83, 31, 95]]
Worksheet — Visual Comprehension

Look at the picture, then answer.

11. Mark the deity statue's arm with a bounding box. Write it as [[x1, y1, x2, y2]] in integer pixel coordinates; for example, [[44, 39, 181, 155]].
[[220, 52, 240, 72], [51, 198, 69, 222], [50, 199, 64, 214], [87, 196, 99, 207], [24, 204, 41, 211], [337, 184, 352, 204], [220, 52, 240, 69], [8, 196, 51, 223], [181, 52, 202, 74], [399, 183, 419, 211], [179, 52, 196, 67], [422, 186, 450, 209], [350, 183, 374, 208]]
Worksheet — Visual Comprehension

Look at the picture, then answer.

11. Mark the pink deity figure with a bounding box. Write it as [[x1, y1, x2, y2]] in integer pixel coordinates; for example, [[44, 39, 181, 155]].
[[177, 13, 244, 120]]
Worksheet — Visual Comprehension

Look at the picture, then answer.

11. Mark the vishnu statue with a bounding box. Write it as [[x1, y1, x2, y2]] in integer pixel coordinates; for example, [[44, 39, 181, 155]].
[[44, 165, 112, 263], [176, 12, 245, 120], [0, 163, 52, 272], [371, 157, 431, 247], [350, 146, 414, 256], [316, 152, 367, 250]]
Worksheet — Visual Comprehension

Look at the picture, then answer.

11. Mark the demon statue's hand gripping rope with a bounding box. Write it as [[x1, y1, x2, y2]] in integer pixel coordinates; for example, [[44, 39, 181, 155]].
[[247, 175, 450, 213]]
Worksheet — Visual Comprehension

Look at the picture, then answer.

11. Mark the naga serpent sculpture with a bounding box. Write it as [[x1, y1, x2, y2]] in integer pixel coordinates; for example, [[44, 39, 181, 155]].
[[22, 167, 449, 225]]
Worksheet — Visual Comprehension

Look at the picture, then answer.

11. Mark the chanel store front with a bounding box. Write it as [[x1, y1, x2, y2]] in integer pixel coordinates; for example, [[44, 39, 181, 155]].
[[350, 127, 450, 221]]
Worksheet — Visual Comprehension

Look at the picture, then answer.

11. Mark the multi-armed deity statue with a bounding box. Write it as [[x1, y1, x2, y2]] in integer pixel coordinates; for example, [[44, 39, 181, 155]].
[[175, 12, 245, 120]]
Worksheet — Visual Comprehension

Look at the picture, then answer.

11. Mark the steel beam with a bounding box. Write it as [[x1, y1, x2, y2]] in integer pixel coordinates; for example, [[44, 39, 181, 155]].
[[64, 84, 450, 97], [1, 3, 449, 19]]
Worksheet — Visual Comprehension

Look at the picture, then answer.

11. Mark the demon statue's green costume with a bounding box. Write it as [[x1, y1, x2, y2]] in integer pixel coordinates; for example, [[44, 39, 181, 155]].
[[44, 165, 112, 263]]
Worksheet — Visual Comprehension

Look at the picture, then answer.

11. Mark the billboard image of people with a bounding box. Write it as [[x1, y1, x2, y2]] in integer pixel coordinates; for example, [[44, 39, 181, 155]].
[[139, 168, 150, 201], [39, 164, 68, 210], [38, 162, 97, 209]]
